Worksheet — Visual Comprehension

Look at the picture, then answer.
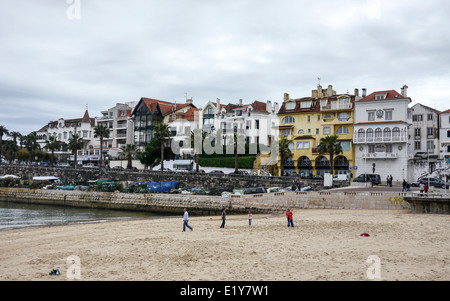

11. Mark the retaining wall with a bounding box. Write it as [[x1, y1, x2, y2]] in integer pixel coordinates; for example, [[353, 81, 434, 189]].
[[0, 187, 411, 215]]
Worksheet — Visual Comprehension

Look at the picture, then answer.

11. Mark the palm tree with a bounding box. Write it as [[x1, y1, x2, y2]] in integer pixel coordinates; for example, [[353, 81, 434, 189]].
[[118, 144, 139, 169], [0, 125, 9, 161], [154, 123, 171, 171], [8, 131, 21, 163], [94, 124, 110, 167], [317, 135, 343, 176], [68, 133, 84, 168], [278, 135, 292, 177], [24, 132, 40, 162], [45, 135, 60, 165]]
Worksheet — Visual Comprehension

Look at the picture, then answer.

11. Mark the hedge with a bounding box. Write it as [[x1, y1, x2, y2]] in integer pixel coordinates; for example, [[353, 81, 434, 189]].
[[199, 156, 256, 169]]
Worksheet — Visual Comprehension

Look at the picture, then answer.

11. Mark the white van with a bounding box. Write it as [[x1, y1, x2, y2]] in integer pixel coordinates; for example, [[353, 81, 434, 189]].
[[333, 174, 350, 181]]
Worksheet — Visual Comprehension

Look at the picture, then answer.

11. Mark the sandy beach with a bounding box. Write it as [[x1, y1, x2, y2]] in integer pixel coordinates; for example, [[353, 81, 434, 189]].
[[0, 209, 449, 281]]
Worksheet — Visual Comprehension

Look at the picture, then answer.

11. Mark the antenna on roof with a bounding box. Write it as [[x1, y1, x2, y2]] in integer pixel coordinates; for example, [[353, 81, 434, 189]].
[[317, 77, 321, 86]]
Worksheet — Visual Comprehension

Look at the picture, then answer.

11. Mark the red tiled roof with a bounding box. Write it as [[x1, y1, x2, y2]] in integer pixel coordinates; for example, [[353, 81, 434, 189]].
[[139, 97, 196, 117], [359, 90, 411, 102]]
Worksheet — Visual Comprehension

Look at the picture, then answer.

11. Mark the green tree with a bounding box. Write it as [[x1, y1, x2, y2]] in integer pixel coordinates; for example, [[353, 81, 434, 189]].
[[118, 144, 139, 169], [278, 136, 292, 177], [24, 132, 40, 162], [45, 135, 60, 165], [94, 124, 110, 167], [317, 135, 343, 175], [8, 131, 22, 163], [68, 133, 84, 167], [0, 125, 9, 161], [154, 123, 171, 171]]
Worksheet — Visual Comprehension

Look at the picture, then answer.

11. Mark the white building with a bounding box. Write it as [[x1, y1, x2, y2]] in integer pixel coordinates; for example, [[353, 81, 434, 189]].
[[407, 103, 444, 180], [36, 109, 97, 164], [202, 98, 279, 153], [96, 101, 137, 159], [439, 109, 450, 177], [353, 86, 413, 182]]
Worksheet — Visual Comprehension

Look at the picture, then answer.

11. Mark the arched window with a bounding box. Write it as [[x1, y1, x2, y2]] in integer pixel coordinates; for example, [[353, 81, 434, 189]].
[[337, 126, 349, 135], [298, 129, 305, 134], [392, 127, 400, 141], [367, 128, 374, 142], [337, 112, 349, 121], [358, 128, 365, 138], [383, 128, 391, 141], [375, 128, 382, 141], [282, 116, 295, 124]]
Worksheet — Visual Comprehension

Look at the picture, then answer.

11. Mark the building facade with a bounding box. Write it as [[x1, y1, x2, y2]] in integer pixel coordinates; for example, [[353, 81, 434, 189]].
[[353, 87, 412, 182], [277, 84, 357, 177]]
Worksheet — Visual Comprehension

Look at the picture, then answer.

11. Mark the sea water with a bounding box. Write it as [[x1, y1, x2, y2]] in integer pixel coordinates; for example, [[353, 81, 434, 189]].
[[0, 200, 172, 231]]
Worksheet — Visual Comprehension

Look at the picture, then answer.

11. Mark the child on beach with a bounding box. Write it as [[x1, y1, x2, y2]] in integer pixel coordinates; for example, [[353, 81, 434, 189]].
[[248, 210, 253, 227], [288, 209, 294, 227]]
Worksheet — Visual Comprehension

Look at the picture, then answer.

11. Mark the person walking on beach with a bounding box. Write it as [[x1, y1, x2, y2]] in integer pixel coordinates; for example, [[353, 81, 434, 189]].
[[402, 179, 407, 192], [286, 209, 290, 226], [248, 210, 253, 227], [288, 209, 294, 227], [183, 208, 193, 232], [220, 208, 226, 228]]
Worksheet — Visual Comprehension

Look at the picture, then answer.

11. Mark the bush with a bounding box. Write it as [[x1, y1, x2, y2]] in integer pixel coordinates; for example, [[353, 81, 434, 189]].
[[199, 156, 255, 169]]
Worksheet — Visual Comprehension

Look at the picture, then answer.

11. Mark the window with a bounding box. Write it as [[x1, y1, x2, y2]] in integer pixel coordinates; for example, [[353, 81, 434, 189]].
[[367, 128, 374, 142], [415, 141, 421, 150], [427, 141, 434, 150], [307, 115, 311, 122], [375, 94, 386, 100], [337, 126, 349, 134], [298, 129, 305, 134], [301, 101, 311, 108], [246, 120, 251, 129], [375, 128, 382, 140], [383, 128, 391, 140], [392, 127, 400, 140], [427, 127, 434, 137], [323, 127, 331, 135], [207, 107, 213, 114], [340, 141, 351, 152], [255, 120, 260, 129], [318, 115, 321, 120], [296, 141, 310, 149], [385, 111, 392, 120], [285, 102, 295, 110], [413, 114, 423, 121], [338, 112, 349, 121], [316, 128, 319, 134], [282, 129, 291, 137], [368, 111, 375, 121], [339, 97, 350, 108], [427, 113, 433, 120], [358, 129, 365, 139], [288, 142, 294, 151], [447, 130, 450, 138], [386, 144, 392, 153], [414, 128, 421, 138], [368, 145, 375, 153]]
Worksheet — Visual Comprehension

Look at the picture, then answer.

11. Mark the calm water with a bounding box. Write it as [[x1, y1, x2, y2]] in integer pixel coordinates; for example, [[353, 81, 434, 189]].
[[0, 200, 173, 231]]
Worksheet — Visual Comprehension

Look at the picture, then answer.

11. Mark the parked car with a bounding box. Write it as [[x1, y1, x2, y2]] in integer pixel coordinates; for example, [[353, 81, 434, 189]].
[[416, 177, 450, 189], [209, 170, 224, 174], [83, 163, 96, 168], [189, 169, 205, 173], [112, 166, 124, 170], [283, 170, 298, 177], [312, 174, 324, 180], [245, 187, 267, 194], [230, 170, 249, 175], [353, 174, 381, 185]]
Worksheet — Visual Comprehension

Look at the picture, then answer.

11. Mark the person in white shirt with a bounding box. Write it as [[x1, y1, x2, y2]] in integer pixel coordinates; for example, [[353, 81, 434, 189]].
[[183, 208, 193, 232]]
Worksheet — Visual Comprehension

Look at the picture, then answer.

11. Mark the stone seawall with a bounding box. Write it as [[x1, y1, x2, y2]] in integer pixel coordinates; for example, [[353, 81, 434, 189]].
[[0, 188, 411, 215], [0, 165, 348, 191]]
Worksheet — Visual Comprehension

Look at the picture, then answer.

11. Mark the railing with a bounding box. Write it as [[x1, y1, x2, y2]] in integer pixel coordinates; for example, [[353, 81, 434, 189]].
[[320, 103, 353, 111], [353, 136, 407, 143], [361, 152, 398, 159]]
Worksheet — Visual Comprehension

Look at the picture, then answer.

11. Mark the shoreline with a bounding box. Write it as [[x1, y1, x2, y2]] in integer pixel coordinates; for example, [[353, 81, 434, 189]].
[[1, 208, 449, 281]]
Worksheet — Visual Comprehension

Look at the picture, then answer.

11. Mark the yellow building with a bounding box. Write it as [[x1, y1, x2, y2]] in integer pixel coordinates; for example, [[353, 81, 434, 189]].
[[276, 84, 357, 178]]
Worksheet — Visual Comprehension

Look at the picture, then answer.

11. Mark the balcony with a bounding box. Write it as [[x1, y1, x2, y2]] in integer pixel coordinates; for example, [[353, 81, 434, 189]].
[[353, 136, 407, 144], [361, 152, 398, 159], [320, 103, 353, 111]]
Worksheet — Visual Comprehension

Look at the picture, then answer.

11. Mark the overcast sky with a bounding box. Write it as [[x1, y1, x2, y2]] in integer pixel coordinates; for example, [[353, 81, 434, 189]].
[[1, 0, 449, 136]]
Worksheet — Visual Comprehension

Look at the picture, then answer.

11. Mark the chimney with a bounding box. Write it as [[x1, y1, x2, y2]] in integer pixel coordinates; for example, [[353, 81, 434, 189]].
[[239, 99, 243, 106], [362, 88, 367, 97], [186, 98, 193, 104], [216, 98, 220, 109], [354, 88, 359, 97], [283, 93, 290, 103], [266, 100, 272, 112], [401, 85, 408, 97]]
